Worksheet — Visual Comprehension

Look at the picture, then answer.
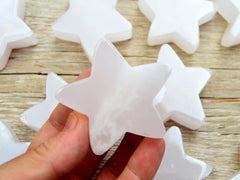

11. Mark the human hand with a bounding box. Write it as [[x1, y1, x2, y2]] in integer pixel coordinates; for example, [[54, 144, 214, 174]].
[[0, 70, 165, 180]]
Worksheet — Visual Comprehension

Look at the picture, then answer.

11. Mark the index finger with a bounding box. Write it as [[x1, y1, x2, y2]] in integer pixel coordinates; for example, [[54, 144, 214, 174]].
[[28, 69, 91, 151], [118, 138, 165, 180]]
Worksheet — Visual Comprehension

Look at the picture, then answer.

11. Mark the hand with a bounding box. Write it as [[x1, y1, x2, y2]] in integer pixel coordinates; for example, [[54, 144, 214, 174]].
[[0, 70, 165, 180]]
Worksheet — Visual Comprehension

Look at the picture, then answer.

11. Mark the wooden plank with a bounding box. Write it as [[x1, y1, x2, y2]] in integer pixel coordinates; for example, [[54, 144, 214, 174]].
[[1, 70, 240, 98]]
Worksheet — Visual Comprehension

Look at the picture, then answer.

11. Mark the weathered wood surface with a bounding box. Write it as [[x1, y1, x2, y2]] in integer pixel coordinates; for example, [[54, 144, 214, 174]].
[[0, 0, 239, 179]]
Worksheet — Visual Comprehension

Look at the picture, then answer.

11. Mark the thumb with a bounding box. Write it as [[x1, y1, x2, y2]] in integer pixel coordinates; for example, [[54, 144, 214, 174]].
[[0, 112, 90, 180]]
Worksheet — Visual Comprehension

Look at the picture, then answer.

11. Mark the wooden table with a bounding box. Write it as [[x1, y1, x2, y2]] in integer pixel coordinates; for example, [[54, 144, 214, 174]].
[[0, 0, 239, 179]]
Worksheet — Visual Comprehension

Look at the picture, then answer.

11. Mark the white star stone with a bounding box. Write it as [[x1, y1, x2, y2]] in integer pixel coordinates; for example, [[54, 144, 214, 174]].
[[138, 0, 216, 54], [154, 126, 212, 180], [0, 121, 30, 165], [56, 39, 170, 155], [0, 0, 37, 70], [231, 173, 240, 180], [155, 45, 211, 130], [20, 73, 67, 131], [216, 0, 240, 47], [52, 0, 132, 62]]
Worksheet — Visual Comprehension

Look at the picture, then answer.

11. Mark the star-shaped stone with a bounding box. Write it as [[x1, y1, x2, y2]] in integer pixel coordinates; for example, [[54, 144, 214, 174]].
[[0, 0, 37, 70], [154, 126, 212, 180], [56, 39, 170, 155], [52, 0, 132, 62], [138, 0, 216, 54], [0, 121, 30, 165], [216, 0, 240, 47], [20, 73, 67, 131], [231, 173, 240, 180], [155, 45, 211, 130]]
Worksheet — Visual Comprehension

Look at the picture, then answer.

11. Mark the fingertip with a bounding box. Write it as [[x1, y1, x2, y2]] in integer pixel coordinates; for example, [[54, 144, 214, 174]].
[[156, 138, 165, 158], [76, 69, 91, 81], [131, 138, 165, 174], [119, 138, 165, 180]]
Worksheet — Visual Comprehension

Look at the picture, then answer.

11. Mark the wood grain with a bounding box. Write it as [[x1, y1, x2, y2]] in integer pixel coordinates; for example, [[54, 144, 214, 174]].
[[0, 0, 239, 179]]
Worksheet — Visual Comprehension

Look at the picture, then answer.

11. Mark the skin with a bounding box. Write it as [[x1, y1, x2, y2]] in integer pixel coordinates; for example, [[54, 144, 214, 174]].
[[0, 70, 165, 180]]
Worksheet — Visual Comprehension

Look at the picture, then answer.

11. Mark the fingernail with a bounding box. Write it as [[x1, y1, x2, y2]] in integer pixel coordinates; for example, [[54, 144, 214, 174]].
[[64, 113, 78, 131]]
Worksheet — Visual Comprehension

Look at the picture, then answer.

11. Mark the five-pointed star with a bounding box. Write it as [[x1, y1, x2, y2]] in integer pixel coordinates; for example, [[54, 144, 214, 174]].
[[56, 39, 170, 155], [52, 0, 132, 62], [217, 0, 240, 47], [155, 45, 211, 130], [20, 73, 67, 131], [0, 121, 30, 165], [0, 0, 37, 70], [154, 126, 212, 180], [138, 0, 216, 54]]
